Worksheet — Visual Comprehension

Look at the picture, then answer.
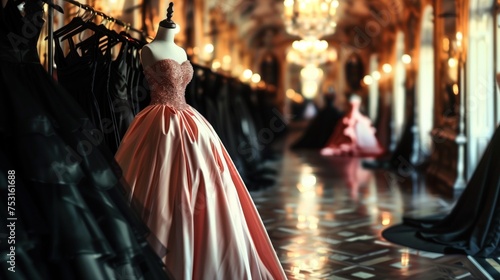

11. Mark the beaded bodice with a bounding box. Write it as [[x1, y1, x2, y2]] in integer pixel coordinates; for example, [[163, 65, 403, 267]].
[[143, 58, 193, 109]]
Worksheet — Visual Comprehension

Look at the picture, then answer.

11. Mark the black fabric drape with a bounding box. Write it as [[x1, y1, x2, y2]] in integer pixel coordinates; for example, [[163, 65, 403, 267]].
[[383, 126, 500, 257]]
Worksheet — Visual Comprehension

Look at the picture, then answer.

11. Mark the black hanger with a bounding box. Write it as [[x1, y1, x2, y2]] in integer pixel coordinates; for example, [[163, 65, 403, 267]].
[[119, 30, 145, 48], [50, 17, 84, 40], [74, 18, 127, 55], [50, 6, 94, 40], [58, 15, 100, 42]]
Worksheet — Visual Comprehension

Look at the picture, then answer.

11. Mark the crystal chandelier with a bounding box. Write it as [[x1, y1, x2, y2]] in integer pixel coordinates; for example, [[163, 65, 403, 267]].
[[300, 64, 324, 99], [286, 39, 337, 66], [283, 0, 339, 40]]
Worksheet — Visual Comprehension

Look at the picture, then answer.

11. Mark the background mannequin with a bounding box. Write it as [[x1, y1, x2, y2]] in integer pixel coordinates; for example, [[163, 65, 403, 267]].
[[140, 2, 187, 68], [321, 94, 383, 156]]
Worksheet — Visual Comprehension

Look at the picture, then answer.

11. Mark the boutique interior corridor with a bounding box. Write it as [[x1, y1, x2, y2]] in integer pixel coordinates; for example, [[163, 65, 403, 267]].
[[250, 123, 500, 280]]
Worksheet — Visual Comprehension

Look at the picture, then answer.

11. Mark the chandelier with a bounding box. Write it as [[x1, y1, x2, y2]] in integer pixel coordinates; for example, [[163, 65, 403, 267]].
[[286, 39, 337, 66], [300, 64, 324, 99], [283, 0, 339, 40]]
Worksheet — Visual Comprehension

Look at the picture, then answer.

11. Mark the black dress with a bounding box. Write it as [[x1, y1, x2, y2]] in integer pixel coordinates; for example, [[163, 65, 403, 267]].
[[382, 126, 500, 257], [291, 94, 343, 149], [0, 1, 170, 279], [54, 30, 135, 154]]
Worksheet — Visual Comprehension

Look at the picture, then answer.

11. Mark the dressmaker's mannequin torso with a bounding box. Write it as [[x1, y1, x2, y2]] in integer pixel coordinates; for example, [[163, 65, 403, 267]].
[[140, 26, 187, 68]]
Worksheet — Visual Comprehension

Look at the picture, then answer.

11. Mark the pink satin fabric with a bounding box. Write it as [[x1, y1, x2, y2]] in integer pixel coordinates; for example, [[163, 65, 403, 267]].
[[115, 59, 286, 280]]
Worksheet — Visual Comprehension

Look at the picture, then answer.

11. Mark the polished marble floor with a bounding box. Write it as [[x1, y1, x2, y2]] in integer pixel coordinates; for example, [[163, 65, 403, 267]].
[[250, 124, 498, 280]]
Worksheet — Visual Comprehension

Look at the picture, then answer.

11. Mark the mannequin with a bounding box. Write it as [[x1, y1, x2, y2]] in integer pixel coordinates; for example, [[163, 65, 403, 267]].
[[115, 2, 287, 279], [140, 2, 187, 68], [321, 94, 383, 157]]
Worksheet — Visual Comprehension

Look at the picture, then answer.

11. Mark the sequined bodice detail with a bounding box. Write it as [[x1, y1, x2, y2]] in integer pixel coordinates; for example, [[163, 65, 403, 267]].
[[144, 59, 194, 109]]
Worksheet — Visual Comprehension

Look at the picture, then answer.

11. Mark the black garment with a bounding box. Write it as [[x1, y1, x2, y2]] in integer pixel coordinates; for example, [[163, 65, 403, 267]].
[[0, 1, 170, 279], [382, 126, 500, 257], [228, 80, 279, 189], [185, 65, 281, 190], [126, 45, 149, 114], [108, 42, 135, 151], [291, 95, 343, 149], [54, 25, 139, 154]]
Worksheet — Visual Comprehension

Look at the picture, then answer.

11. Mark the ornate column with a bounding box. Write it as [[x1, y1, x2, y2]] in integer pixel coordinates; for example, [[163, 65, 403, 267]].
[[453, 0, 469, 190]]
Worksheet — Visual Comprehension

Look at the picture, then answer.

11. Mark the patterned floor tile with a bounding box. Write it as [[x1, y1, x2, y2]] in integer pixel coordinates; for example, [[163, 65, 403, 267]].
[[250, 129, 491, 279]]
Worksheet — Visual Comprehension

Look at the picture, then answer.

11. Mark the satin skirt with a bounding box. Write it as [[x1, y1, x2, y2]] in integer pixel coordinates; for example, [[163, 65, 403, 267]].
[[115, 104, 287, 280], [321, 114, 383, 157]]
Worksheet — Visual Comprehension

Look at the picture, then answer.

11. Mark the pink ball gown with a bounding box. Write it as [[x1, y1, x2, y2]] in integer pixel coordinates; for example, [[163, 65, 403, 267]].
[[115, 58, 286, 280], [321, 97, 383, 157]]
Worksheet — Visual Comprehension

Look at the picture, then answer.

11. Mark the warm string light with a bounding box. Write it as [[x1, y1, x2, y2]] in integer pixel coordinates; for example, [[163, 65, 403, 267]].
[[241, 69, 253, 81], [200, 43, 214, 65], [362, 65, 390, 86], [456, 32, 463, 48], [448, 57, 458, 68], [363, 75, 374, 85], [453, 83, 459, 95], [251, 73, 261, 84], [211, 60, 221, 71], [197, 47, 258, 85], [382, 63, 392, 73], [221, 55, 232, 72], [362, 67, 389, 86], [402, 54, 411, 64], [286, 89, 305, 103]]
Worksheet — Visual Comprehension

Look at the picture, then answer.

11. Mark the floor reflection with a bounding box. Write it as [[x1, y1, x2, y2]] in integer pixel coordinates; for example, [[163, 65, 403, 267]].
[[251, 130, 491, 279]]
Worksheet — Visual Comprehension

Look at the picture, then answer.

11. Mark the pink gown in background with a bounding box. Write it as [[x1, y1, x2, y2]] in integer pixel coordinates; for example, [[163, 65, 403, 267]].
[[115, 58, 286, 280], [321, 96, 383, 157]]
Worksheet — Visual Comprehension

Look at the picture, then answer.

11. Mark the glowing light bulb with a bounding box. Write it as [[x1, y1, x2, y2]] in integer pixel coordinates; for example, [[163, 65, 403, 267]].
[[203, 43, 214, 54], [402, 54, 411, 64], [242, 69, 253, 80], [363, 75, 373, 85], [251, 73, 261, 83], [448, 57, 457, 68], [382, 63, 392, 73]]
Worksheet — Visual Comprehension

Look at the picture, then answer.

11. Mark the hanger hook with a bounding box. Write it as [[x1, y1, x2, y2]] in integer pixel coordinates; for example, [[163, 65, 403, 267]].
[[100, 14, 109, 26], [90, 9, 97, 22], [73, 5, 81, 17], [81, 6, 91, 21], [81, 6, 94, 22], [108, 17, 116, 30]]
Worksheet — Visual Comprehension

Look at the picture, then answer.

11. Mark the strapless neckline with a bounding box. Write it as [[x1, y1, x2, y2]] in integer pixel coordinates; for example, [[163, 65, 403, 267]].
[[143, 57, 194, 110], [143, 58, 191, 70]]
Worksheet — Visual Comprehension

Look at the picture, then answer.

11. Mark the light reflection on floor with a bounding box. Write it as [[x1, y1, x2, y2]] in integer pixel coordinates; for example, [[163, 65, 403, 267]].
[[250, 128, 490, 280]]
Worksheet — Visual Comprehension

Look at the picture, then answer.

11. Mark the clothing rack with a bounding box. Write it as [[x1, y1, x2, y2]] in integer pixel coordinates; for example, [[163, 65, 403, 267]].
[[47, 0, 55, 76], [46, 0, 149, 76]]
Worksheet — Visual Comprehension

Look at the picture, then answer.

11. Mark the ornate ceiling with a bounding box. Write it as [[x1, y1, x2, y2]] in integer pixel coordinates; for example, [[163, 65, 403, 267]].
[[216, 0, 406, 52]]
